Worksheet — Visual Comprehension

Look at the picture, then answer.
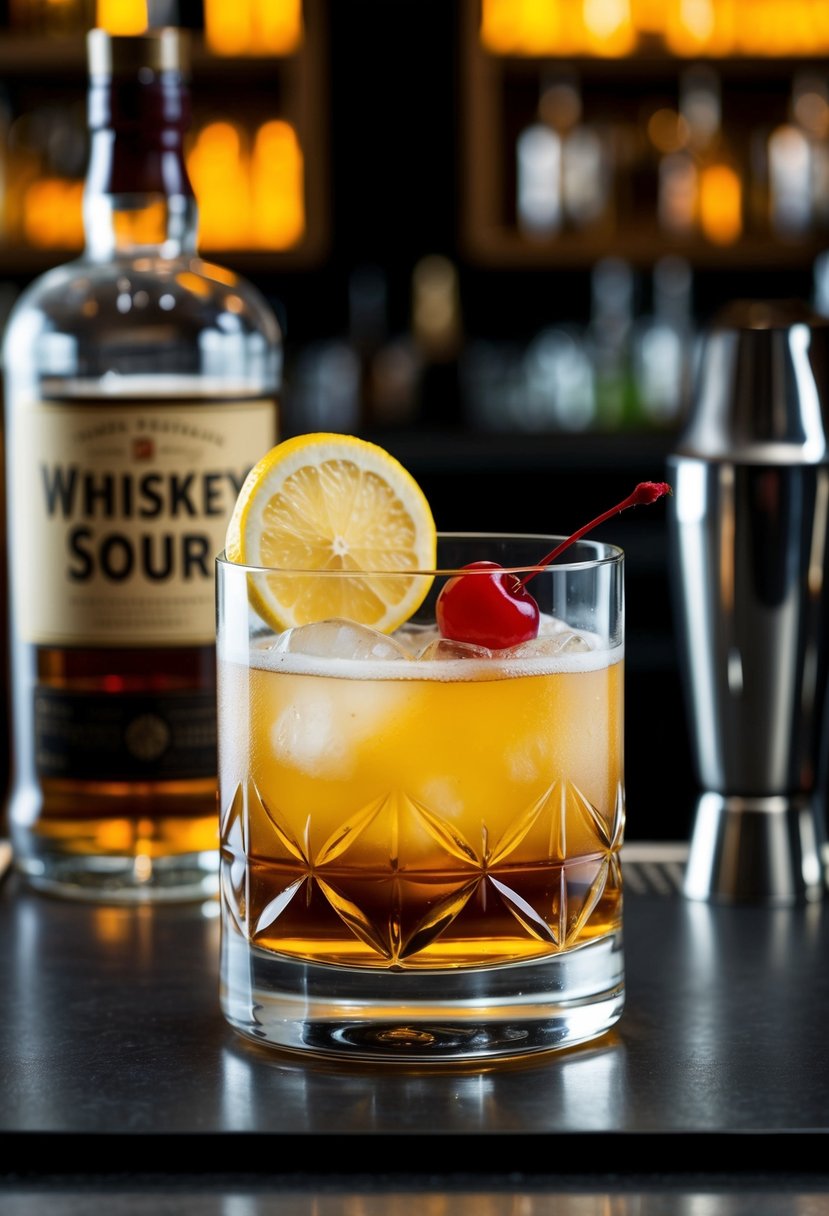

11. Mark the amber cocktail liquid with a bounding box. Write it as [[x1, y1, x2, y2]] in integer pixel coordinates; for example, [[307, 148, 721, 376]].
[[218, 535, 625, 1062]]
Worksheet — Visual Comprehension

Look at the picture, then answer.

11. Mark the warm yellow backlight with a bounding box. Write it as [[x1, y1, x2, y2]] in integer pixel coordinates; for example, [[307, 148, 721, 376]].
[[699, 163, 742, 244], [582, 0, 637, 56], [480, 0, 566, 54], [113, 200, 167, 248], [186, 118, 305, 251], [255, 0, 304, 53], [480, 0, 638, 54], [203, 0, 252, 55], [187, 120, 252, 250], [250, 120, 306, 249], [95, 0, 147, 35], [480, 0, 829, 56], [204, 0, 304, 56], [23, 179, 84, 248]]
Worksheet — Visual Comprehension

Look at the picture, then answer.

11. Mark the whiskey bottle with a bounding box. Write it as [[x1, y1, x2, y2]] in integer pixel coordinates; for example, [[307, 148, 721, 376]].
[[2, 28, 282, 901]]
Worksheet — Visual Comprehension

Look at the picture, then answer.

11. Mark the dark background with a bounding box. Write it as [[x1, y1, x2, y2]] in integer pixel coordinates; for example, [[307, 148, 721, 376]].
[[4, 0, 826, 841]]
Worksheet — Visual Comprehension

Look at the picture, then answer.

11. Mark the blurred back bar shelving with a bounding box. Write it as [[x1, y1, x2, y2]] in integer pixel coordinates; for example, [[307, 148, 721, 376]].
[[0, 0, 828, 838], [463, 0, 829, 270], [0, 1, 827, 436], [0, 0, 329, 274], [453, 0, 829, 440]]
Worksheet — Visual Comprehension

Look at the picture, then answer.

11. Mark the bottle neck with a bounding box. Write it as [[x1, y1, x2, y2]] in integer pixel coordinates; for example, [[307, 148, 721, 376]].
[[83, 75, 197, 261]]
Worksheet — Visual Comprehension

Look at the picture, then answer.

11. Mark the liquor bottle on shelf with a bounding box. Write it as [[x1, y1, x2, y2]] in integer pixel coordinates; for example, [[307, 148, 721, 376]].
[[516, 72, 612, 240], [655, 106, 698, 237], [1, 28, 282, 902], [284, 266, 368, 435], [516, 87, 563, 239], [632, 255, 695, 427], [768, 72, 829, 239], [767, 119, 812, 238], [796, 76, 829, 231], [681, 65, 743, 246], [348, 264, 420, 430], [585, 256, 640, 430], [411, 254, 463, 429], [286, 339, 361, 435], [559, 84, 613, 235], [521, 323, 595, 432]]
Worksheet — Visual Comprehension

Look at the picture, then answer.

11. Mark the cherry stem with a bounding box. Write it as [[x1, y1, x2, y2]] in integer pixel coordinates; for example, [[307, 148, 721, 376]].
[[517, 481, 672, 590]]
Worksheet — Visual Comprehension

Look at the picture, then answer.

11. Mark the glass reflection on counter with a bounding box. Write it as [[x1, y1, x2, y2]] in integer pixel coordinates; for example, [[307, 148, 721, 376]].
[[219, 1031, 627, 1135]]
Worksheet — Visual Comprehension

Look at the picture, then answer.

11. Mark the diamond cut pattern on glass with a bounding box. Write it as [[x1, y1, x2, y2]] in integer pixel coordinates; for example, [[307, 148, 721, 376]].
[[219, 781, 250, 937], [224, 777, 622, 962]]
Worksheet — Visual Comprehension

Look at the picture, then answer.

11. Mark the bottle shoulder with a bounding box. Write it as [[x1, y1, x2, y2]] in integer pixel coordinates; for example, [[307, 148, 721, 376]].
[[2, 252, 283, 393], [4, 253, 282, 347], [192, 256, 282, 337]]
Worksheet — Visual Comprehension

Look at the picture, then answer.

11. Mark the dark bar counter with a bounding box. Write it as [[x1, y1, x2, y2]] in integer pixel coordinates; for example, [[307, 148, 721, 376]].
[[2, 841, 829, 1207]]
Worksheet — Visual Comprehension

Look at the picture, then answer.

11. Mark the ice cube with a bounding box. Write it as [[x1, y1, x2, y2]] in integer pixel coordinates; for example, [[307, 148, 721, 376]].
[[272, 697, 351, 779], [537, 613, 574, 636], [269, 663, 413, 777], [505, 630, 593, 659], [393, 622, 440, 656], [554, 632, 593, 654], [417, 637, 493, 661], [272, 618, 413, 662]]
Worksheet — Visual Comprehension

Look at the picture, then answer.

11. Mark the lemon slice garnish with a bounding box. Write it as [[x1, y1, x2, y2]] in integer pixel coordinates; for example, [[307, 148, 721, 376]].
[[225, 432, 437, 633]]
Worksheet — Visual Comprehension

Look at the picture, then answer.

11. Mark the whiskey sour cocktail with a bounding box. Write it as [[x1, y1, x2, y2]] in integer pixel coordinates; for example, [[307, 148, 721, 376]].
[[217, 432, 667, 1062]]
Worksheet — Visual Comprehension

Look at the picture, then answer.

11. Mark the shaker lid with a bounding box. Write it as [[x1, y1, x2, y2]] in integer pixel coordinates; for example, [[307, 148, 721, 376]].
[[674, 297, 829, 464], [712, 298, 828, 333]]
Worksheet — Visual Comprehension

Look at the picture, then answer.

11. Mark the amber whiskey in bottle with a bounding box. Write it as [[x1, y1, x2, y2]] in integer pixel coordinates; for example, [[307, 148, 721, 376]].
[[2, 28, 282, 901]]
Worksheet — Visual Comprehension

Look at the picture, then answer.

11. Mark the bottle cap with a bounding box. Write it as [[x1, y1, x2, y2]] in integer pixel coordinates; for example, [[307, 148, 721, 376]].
[[86, 27, 190, 80]]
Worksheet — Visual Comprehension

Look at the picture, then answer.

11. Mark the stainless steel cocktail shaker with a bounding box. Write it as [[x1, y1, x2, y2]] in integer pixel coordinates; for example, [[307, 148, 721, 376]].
[[667, 300, 829, 903]]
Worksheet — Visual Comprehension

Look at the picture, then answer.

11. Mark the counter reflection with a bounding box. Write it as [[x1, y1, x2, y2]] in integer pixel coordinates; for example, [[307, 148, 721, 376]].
[[2, 1190, 828, 1215], [219, 1031, 626, 1135]]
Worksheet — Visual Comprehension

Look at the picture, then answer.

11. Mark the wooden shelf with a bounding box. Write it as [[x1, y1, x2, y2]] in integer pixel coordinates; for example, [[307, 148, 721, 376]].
[[460, 0, 829, 274], [0, 244, 326, 276], [462, 225, 829, 271], [0, 33, 304, 77], [479, 51, 829, 78]]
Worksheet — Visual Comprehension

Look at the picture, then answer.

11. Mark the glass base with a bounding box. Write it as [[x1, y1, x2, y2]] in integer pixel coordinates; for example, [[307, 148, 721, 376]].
[[220, 927, 625, 1063], [14, 849, 219, 904]]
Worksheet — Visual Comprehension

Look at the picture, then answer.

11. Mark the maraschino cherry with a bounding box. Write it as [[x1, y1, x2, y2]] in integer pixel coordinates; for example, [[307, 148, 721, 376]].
[[436, 481, 672, 650]]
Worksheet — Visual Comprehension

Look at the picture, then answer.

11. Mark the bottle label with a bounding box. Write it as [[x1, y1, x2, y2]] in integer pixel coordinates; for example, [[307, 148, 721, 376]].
[[34, 686, 217, 781], [10, 398, 277, 646]]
